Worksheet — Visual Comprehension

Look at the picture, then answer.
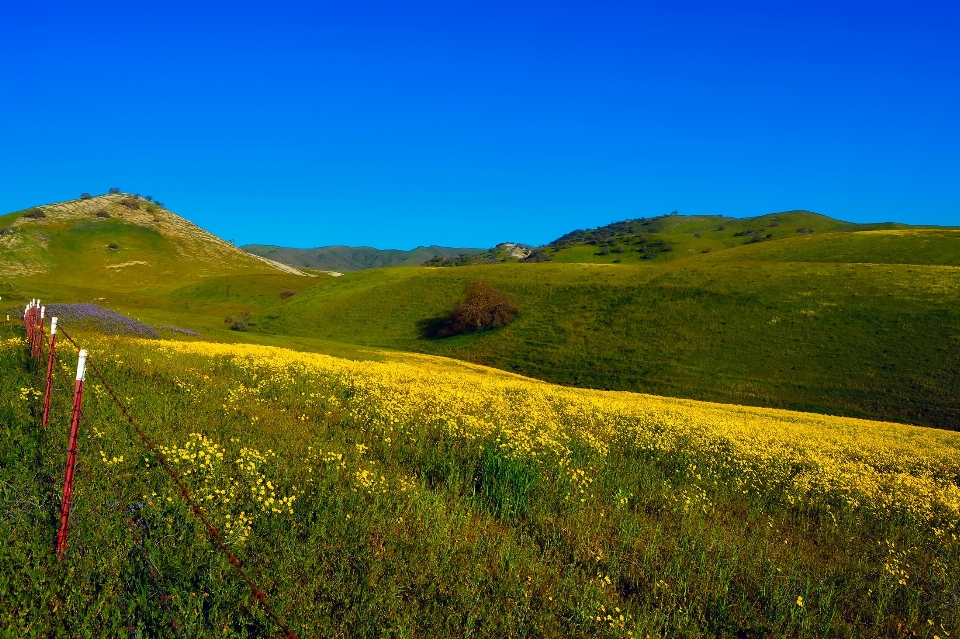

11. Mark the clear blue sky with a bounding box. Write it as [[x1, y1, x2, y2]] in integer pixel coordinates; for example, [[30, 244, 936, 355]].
[[1, 1, 958, 249]]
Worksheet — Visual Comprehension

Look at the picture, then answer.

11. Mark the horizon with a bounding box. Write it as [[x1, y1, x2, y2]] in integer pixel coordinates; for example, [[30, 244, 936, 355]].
[[2, 1, 958, 251], [14, 192, 955, 252]]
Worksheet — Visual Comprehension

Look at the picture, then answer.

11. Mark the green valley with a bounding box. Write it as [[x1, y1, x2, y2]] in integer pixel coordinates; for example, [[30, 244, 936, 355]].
[[4, 199, 959, 430], [3, 196, 960, 637]]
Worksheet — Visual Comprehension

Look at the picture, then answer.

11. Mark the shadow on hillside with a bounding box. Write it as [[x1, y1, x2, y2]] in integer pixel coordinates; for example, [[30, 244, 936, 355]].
[[417, 315, 454, 339]]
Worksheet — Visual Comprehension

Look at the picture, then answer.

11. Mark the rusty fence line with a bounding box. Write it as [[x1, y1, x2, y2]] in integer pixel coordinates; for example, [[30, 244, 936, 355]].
[[18, 306, 297, 638], [42, 343, 186, 635]]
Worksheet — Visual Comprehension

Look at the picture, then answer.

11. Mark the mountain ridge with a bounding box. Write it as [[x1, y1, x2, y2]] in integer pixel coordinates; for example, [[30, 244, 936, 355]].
[[242, 243, 485, 272]]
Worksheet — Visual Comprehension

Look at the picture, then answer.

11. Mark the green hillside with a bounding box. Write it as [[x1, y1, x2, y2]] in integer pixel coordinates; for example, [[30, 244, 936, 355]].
[[242, 243, 485, 272], [540, 210, 918, 265], [0, 194, 327, 335], [254, 239, 960, 430], [4, 198, 959, 430]]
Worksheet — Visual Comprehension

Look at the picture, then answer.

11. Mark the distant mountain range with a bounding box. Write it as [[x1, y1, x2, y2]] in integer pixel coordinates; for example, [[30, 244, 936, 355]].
[[241, 244, 485, 273]]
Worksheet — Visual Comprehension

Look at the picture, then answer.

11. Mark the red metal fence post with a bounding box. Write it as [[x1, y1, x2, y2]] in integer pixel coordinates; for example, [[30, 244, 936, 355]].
[[28, 300, 39, 359], [42, 317, 58, 429], [36, 306, 45, 366], [56, 349, 87, 559]]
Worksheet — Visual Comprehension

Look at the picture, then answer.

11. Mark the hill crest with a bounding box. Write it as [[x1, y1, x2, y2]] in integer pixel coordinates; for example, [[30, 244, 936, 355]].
[[1, 194, 305, 278]]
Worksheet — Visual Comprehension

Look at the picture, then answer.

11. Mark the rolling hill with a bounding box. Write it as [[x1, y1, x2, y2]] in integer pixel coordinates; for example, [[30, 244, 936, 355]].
[[0, 194, 304, 284], [252, 217, 960, 430], [4, 197, 959, 429], [242, 243, 485, 272], [0, 194, 329, 335]]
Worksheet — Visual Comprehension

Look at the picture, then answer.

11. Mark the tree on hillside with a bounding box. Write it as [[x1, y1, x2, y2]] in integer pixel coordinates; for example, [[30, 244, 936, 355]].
[[108, 187, 121, 194], [449, 282, 518, 333], [418, 282, 519, 338], [80, 193, 92, 199]]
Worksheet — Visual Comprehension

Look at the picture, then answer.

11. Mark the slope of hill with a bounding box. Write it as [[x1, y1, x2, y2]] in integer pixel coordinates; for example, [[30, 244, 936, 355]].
[[242, 244, 485, 272], [0, 194, 305, 283], [542, 211, 915, 263], [5, 198, 959, 429], [3, 329, 958, 636], [0, 194, 325, 335], [423, 242, 535, 266], [254, 234, 960, 429]]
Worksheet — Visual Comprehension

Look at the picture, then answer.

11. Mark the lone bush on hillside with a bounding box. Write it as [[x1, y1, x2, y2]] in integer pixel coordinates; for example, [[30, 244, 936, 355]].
[[80, 192, 92, 199], [120, 198, 139, 210], [224, 316, 249, 331], [797, 227, 814, 234], [96, 210, 111, 218], [23, 209, 45, 219], [108, 243, 118, 250], [108, 187, 121, 195], [421, 282, 518, 338], [279, 289, 297, 299]]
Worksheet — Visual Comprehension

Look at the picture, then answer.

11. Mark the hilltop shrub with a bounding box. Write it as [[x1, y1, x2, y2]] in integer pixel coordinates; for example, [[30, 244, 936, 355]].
[[108, 187, 121, 194], [446, 282, 518, 336], [23, 208, 45, 219], [224, 316, 249, 331], [80, 192, 92, 199], [420, 282, 518, 337]]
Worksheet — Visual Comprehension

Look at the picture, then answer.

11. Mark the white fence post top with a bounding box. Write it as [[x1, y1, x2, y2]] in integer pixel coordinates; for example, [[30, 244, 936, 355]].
[[51, 317, 58, 334], [76, 350, 88, 382]]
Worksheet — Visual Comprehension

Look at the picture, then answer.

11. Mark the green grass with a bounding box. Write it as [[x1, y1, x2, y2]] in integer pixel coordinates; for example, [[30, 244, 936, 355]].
[[254, 257, 960, 430], [1, 326, 956, 637], [4, 201, 959, 431], [543, 211, 928, 265]]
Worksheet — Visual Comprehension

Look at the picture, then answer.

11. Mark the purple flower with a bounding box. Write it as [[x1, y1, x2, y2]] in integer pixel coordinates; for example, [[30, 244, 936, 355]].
[[44, 304, 160, 338]]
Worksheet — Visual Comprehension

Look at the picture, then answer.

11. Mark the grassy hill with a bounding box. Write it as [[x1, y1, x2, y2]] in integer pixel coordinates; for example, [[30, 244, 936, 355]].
[[538, 211, 925, 265], [2, 330, 957, 636], [0, 194, 334, 335], [4, 198, 959, 429], [0, 194, 305, 285], [2, 199, 959, 635], [242, 244, 485, 272], [253, 227, 960, 430]]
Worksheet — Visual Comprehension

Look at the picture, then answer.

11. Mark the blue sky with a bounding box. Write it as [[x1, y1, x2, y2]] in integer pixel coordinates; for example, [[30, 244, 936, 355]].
[[1, 1, 958, 249]]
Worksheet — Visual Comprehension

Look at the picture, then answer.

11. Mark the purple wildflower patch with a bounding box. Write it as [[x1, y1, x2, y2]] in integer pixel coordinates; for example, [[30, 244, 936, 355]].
[[43, 304, 160, 339]]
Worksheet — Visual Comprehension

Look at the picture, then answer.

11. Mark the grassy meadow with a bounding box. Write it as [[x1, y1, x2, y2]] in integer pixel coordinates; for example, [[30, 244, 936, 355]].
[[1, 324, 958, 637], [256, 256, 960, 430], [4, 200, 959, 430]]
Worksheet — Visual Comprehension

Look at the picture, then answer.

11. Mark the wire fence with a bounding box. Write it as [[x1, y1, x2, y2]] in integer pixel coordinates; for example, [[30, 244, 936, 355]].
[[19, 301, 298, 638]]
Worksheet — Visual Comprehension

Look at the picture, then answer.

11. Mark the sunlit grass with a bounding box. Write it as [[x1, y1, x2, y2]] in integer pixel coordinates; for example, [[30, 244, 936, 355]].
[[1, 326, 957, 637]]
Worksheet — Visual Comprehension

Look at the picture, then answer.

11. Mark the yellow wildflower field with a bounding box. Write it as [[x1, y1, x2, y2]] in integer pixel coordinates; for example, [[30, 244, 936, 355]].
[[140, 338, 960, 528]]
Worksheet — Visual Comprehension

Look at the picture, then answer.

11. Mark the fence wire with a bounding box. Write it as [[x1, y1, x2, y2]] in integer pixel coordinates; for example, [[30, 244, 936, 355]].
[[45, 325, 297, 638]]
